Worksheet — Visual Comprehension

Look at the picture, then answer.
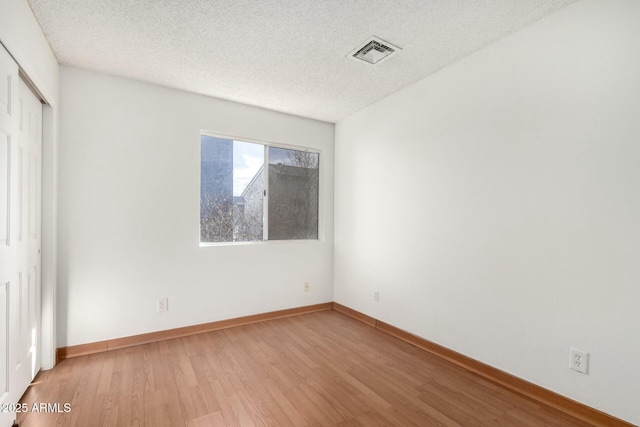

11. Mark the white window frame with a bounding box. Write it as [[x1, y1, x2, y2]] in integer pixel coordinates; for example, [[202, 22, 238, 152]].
[[199, 131, 322, 246]]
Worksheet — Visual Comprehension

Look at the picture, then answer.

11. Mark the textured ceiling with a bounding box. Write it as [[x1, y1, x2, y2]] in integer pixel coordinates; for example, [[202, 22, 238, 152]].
[[28, 0, 575, 122]]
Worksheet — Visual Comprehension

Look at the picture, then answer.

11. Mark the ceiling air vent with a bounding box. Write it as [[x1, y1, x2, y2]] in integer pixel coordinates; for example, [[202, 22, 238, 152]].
[[350, 37, 400, 65]]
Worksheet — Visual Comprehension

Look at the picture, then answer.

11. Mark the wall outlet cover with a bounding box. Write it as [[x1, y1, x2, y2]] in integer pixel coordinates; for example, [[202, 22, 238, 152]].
[[569, 347, 588, 374], [157, 297, 168, 313]]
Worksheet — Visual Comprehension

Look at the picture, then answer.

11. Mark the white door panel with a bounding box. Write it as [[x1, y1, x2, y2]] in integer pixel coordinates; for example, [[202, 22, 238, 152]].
[[15, 77, 42, 396], [0, 281, 9, 406], [0, 131, 8, 247], [0, 42, 19, 427], [0, 44, 42, 427]]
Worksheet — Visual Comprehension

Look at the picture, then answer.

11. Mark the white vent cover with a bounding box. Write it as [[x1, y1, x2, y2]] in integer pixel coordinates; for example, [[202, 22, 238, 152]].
[[350, 37, 401, 64]]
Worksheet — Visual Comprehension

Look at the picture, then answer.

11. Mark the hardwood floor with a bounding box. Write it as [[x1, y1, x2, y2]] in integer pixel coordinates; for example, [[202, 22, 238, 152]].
[[17, 311, 591, 426]]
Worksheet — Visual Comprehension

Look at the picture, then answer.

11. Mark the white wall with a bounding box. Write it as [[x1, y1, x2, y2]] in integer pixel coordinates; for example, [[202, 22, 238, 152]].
[[58, 67, 334, 347], [0, 0, 59, 370], [334, 0, 640, 424]]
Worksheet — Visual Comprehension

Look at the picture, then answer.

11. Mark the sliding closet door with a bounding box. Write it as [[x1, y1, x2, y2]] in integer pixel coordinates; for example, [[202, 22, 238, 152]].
[[0, 44, 42, 427]]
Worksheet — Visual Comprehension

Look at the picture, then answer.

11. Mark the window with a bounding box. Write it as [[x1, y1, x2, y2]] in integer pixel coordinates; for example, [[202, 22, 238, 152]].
[[200, 134, 319, 243]]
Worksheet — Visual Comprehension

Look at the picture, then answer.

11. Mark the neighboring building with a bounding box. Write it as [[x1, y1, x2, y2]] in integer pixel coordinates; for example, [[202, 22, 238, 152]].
[[231, 161, 319, 241], [233, 165, 264, 241], [268, 163, 318, 240], [200, 136, 233, 242]]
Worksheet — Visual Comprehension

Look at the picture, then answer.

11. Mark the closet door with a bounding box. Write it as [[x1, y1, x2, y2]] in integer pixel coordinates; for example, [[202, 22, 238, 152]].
[[0, 44, 42, 427]]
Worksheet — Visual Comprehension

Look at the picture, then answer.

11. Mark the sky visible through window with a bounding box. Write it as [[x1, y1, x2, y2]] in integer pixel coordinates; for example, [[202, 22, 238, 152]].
[[233, 140, 263, 196], [269, 146, 296, 165]]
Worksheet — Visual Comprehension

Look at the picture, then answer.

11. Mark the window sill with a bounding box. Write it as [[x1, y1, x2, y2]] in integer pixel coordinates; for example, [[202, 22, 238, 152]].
[[199, 239, 322, 248]]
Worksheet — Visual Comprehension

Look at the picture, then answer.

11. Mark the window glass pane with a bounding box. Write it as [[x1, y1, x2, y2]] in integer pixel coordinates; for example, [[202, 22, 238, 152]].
[[233, 140, 264, 241], [200, 136, 264, 242], [268, 147, 319, 240]]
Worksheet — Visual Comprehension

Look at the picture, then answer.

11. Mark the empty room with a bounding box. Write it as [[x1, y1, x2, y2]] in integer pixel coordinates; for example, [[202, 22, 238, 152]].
[[0, 0, 638, 426]]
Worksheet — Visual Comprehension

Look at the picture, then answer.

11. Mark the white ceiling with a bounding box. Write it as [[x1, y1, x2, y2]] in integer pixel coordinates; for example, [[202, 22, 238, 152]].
[[27, 0, 576, 123]]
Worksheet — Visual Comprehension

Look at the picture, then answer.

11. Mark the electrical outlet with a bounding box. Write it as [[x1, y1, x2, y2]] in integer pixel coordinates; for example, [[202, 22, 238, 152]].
[[304, 282, 311, 292], [157, 297, 168, 313], [373, 290, 380, 302], [569, 347, 588, 374]]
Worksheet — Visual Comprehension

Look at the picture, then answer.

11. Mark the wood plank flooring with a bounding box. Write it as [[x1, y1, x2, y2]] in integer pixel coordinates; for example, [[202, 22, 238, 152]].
[[16, 311, 591, 426]]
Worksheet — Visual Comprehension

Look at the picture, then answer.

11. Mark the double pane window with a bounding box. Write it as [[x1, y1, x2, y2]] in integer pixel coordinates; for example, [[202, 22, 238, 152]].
[[200, 135, 319, 243]]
